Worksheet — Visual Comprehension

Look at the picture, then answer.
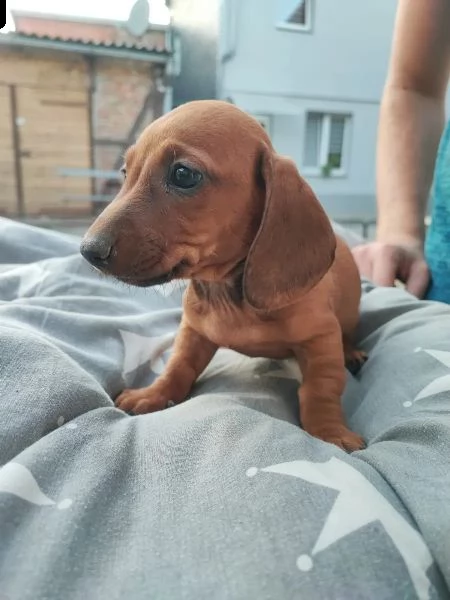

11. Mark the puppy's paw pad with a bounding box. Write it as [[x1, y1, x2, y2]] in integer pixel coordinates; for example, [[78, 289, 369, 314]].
[[115, 388, 169, 414], [306, 426, 366, 453], [345, 349, 368, 375], [332, 431, 366, 453]]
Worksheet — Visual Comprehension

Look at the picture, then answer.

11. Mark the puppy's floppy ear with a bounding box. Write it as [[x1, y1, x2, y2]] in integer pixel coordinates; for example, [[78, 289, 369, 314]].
[[243, 147, 336, 311]]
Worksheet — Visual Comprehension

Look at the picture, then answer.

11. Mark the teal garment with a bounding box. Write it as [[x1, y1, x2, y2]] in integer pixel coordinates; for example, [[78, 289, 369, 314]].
[[425, 120, 450, 302]]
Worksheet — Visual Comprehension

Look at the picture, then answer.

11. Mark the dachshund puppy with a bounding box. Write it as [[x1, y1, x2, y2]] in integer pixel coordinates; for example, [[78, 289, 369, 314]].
[[80, 100, 366, 451]]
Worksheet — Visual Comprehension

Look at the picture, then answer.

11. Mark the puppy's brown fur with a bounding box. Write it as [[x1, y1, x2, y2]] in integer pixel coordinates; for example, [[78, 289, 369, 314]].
[[81, 100, 365, 451]]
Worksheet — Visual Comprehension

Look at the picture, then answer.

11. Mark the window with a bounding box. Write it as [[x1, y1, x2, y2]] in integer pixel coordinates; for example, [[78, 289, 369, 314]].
[[251, 114, 271, 136], [277, 0, 312, 32], [303, 112, 350, 177]]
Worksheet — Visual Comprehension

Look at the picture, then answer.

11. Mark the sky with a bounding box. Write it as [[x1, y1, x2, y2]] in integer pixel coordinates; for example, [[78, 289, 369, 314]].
[[1, 0, 170, 32]]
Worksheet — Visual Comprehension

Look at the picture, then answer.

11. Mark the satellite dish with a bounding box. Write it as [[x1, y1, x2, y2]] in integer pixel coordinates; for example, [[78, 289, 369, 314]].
[[125, 0, 150, 37]]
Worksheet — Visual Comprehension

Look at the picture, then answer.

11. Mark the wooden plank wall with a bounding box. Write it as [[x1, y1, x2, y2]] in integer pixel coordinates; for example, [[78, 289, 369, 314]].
[[0, 49, 91, 217], [18, 86, 90, 215], [0, 86, 17, 215]]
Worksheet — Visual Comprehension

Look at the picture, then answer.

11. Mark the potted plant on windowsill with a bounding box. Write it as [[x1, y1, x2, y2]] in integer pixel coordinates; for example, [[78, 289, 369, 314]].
[[321, 154, 341, 178]]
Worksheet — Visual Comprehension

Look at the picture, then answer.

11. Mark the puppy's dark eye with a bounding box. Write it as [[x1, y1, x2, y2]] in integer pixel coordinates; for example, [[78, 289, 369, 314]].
[[120, 166, 126, 179], [169, 163, 202, 189]]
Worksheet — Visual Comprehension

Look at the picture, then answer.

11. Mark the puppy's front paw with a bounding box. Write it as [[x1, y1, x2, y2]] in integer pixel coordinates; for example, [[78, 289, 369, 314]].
[[305, 425, 366, 453], [115, 385, 175, 414], [345, 348, 368, 375]]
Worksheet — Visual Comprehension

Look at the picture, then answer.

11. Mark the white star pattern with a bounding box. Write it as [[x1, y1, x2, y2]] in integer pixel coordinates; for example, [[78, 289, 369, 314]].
[[17, 263, 49, 297], [262, 359, 302, 381], [405, 348, 450, 408], [155, 280, 187, 298], [207, 349, 260, 377], [119, 329, 175, 377], [0, 463, 72, 510], [247, 458, 433, 600]]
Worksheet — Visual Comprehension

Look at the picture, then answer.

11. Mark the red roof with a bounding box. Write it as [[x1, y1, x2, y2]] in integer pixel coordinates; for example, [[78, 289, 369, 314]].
[[11, 10, 169, 53]]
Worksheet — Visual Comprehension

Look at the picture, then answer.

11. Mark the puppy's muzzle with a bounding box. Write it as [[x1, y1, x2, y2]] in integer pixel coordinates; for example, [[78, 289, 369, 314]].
[[80, 235, 113, 269]]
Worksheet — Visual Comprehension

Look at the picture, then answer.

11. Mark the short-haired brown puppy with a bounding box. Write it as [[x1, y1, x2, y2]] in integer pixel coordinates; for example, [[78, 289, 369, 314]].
[[81, 100, 366, 451]]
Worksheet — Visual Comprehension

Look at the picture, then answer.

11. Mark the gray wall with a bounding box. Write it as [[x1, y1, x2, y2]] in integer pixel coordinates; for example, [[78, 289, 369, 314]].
[[220, 0, 396, 100], [219, 0, 401, 221], [169, 0, 450, 223]]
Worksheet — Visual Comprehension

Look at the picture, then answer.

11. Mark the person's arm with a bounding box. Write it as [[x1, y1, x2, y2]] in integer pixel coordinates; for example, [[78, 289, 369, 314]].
[[353, 0, 450, 296], [376, 0, 450, 245]]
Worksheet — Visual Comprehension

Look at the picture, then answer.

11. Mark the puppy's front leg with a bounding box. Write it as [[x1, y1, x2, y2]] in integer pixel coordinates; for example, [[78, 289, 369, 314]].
[[116, 320, 218, 414], [296, 318, 365, 452]]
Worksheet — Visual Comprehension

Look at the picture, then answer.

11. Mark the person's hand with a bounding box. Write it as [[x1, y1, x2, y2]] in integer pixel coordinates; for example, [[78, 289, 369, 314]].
[[352, 238, 430, 298]]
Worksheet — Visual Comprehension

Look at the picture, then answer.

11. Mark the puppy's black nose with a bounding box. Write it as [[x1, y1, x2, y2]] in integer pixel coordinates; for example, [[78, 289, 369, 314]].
[[80, 236, 112, 268]]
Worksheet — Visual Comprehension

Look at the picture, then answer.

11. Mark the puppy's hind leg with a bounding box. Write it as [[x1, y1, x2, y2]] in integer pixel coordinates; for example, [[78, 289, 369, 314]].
[[343, 335, 368, 376]]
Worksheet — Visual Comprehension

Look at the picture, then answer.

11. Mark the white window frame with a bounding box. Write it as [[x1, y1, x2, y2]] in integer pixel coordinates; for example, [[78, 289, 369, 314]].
[[276, 0, 312, 33], [251, 114, 272, 137], [302, 112, 351, 178]]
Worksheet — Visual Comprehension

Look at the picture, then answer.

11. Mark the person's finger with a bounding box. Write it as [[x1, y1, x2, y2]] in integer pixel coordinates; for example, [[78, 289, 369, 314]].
[[372, 248, 398, 287], [406, 260, 430, 298], [351, 246, 373, 280]]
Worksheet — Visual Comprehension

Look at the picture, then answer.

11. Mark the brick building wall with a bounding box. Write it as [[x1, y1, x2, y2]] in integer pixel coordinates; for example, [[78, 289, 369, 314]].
[[92, 58, 164, 195], [0, 12, 169, 216], [0, 48, 90, 216]]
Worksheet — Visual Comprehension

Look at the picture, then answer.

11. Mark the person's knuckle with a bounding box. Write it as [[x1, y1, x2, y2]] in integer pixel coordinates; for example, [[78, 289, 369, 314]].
[[377, 243, 396, 261], [352, 246, 367, 261]]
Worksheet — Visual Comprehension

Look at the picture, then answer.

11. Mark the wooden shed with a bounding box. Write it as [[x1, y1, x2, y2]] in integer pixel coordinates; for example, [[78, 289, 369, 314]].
[[0, 11, 172, 218]]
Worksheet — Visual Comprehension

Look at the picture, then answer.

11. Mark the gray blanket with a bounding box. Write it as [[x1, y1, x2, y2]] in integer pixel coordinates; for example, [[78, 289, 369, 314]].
[[0, 216, 449, 600]]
